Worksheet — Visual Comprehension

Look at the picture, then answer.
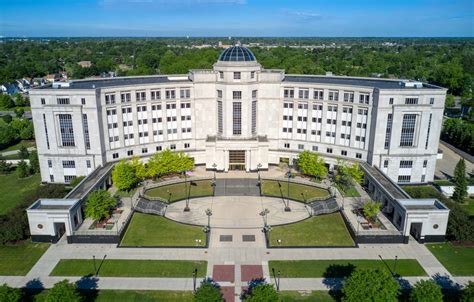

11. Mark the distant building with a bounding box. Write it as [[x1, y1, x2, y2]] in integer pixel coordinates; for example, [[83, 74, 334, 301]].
[[77, 61, 92, 68]]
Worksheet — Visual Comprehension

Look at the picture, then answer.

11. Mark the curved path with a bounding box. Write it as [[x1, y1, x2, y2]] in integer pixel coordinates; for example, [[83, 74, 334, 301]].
[[165, 196, 311, 228]]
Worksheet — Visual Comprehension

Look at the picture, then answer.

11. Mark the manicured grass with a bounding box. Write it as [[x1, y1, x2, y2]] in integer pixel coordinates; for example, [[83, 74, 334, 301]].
[[269, 213, 355, 247], [29, 290, 194, 302], [0, 140, 35, 153], [0, 241, 49, 276], [269, 259, 427, 278], [145, 180, 213, 202], [427, 242, 474, 276], [402, 185, 443, 199], [261, 180, 330, 202], [0, 170, 41, 214], [50, 259, 207, 277], [280, 291, 336, 301], [335, 184, 361, 197], [121, 213, 206, 246]]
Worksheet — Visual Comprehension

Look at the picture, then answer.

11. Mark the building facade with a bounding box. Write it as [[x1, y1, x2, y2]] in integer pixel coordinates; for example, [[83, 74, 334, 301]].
[[30, 46, 446, 184]]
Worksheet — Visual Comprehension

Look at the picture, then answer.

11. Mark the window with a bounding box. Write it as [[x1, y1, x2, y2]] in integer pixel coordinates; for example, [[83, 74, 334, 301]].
[[430, 97, 435, 105], [62, 160, 75, 168], [184, 143, 190, 149], [233, 72, 241, 80], [252, 90, 257, 99], [356, 153, 362, 159], [328, 90, 339, 101], [421, 175, 426, 182], [251, 101, 257, 135], [43, 114, 50, 149], [284, 143, 290, 149], [105, 94, 115, 104], [58, 114, 75, 147], [217, 90, 223, 99], [389, 97, 394, 105], [423, 160, 428, 168], [142, 148, 148, 154], [283, 103, 294, 109], [341, 150, 347, 156], [232, 102, 242, 135], [156, 146, 162, 151], [312, 146, 318, 152], [399, 160, 413, 168], [127, 150, 133, 156], [359, 93, 369, 104], [298, 88, 309, 99], [48, 160, 52, 168], [405, 97, 418, 105], [112, 153, 119, 159], [326, 148, 333, 154], [50, 175, 54, 182], [82, 114, 90, 150], [251, 71, 255, 79], [425, 114, 432, 149], [151, 90, 161, 100], [180, 89, 191, 99], [136, 91, 146, 101], [284, 88, 295, 99], [64, 175, 76, 184], [400, 114, 417, 147], [217, 101, 223, 135], [343, 92, 354, 103], [120, 92, 131, 103], [81, 98, 86, 105], [57, 97, 70, 105], [398, 175, 411, 183], [41, 98, 46, 105], [233, 91, 242, 99], [298, 144, 304, 150], [219, 71, 224, 79], [170, 144, 176, 150], [165, 89, 176, 99], [86, 160, 91, 168], [313, 90, 324, 100], [384, 113, 393, 149], [180, 103, 191, 109], [313, 104, 322, 110], [383, 160, 389, 168], [166, 103, 176, 110]]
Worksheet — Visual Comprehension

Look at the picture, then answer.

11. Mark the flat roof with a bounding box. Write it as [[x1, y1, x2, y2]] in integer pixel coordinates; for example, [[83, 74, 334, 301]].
[[284, 75, 443, 90], [66, 162, 115, 199], [28, 198, 81, 211], [397, 198, 449, 211], [36, 75, 191, 90], [361, 163, 409, 199]]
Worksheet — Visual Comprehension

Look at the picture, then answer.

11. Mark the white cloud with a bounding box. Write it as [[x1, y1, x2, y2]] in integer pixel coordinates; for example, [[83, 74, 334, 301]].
[[284, 9, 323, 21]]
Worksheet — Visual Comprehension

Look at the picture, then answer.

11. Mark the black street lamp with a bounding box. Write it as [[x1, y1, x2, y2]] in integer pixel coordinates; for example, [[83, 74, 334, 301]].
[[212, 163, 217, 181], [184, 171, 190, 212], [257, 163, 262, 182], [192, 268, 198, 293], [205, 208, 213, 228], [259, 208, 270, 226], [93, 255, 97, 276], [285, 163, 292, 212], [393, 255, 398, 277]]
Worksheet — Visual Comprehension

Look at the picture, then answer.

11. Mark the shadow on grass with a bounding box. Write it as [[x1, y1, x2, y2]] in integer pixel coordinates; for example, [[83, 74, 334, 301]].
[[76, 275, 99, 301], [322, 264, 356, 301]]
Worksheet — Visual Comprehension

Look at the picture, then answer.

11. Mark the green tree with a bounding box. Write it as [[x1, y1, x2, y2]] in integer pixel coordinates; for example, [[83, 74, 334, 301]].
[[194, 279, 223, 302], [297, 150, 328, 180], [452, 159, 468, 203], [19, 145, 29, 159], [45, 280, 81, 302], [409, 279, 442, 302], [445, 94, 455, 108], [28, 150, 40, 174], [342, 268, 400, 302], [0, 159, 12, 174], [17, 160, 30, 178], [1, 115, 12, 124], [85, 190, 116, 221], [13, 93, 28, 107], [112, 160, 137, 191], [14, 108, 24, 118], [69, 176, 85, 188], [0, 95, 15, 109], [363, 201, 381, 222], [0, 123, 18, 147], [147, 150, 194, 178], [0, 283, 21, 302], [244, 283, 280, 302], [131, 156, 147, 180], [461, 281, 474, 302]]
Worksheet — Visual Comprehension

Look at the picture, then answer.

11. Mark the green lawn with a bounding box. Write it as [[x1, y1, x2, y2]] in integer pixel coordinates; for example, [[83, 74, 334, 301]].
[[121, 213, 206, 247], [29, 290, 193, 302], [0, 170, 41, 214], [280, 291, 335, 301], [269, 213, 355, 247], [0, 241, 49, 276], [50, 259, 207, 277], [145, 180, 213, 202], [0, 140, 35, 153], [401, 185, 443, 199], [269, 259, 427, 278], [261, 180, 330, 202], [427, 242, 474, 276], [335, 184, 361, 197]]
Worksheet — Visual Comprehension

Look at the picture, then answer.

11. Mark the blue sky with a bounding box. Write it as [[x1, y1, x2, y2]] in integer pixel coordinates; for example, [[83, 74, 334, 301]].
[[0, 0, 472, 37]]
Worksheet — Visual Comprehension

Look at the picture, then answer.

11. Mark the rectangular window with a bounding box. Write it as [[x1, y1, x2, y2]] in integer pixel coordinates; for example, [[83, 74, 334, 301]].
[[48, 160, 52, 168], [86, 160, 91, 168], [284, 88, 295, 99], [298, 144, 304, 150], [252, 90, 257, 100], [359, 93, 369, 104], [232, 102, 242, 135], [151, 90, 161, 100], [251, 71, 255, 79], [165, 89, 176, 99], [313, 90, 324, 100], [425, 113, 432, 149], [341, 150, 347, 156], [251, 100, 257, 135], [58, 114, 75, 147], [113, 153, 119, 159], [180, 89, 191, 99], [43, 114, 50, 150], [41, 98, 46, 105], [81, 98, 86, 105], [423, 160, 428, 168], [430, 97, 435, 105], [136, 91, 146, 101], [219, 71, 224, 79], [62, 160, 75, 168], [284, 143, 290, 149], [50, 175, 54, 182], [127, 150, 133, 156], [217, 90, 223, 99], [156, 146, 162, 151], [400, 114, 417, 147], [184, 143, 190, 149], [384, 113, 393, 149], [298, 88, 309, 99], [405, 97, 418, 105], [57, 97, 70, 105], [120, 92, 131, 103], [170, 144, 176, 150], [180, 103, 191, 109], [233, 72, 241, 80], [327, 148, 333, 154], [356, 153, 362, 159], [383, 160, 389, 168], [105, 94, 116, 104], [64, 175, 76, 184], [142, 148, 148, 154], [398, 175, 411, 183], [233, 91, 242, 99], [217, 101, 223, 135], [343, 91, 354, 103], [399, 160, 413, 168], [389, 97, 394, 105], [82, 114, 90, 150], [328, 90, 339, 101], [312, 146, 318, 152]]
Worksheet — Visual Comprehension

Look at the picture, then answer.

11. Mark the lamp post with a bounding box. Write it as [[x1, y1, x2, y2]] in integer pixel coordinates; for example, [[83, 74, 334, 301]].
[[272, 268, 281, 292], [184, 171, 190, 212], [393, 255, 398, 277], [260, 208, 270, 226], [285, 163, 292, 212], [205, 208, 213, 228], [192, 268, 198, 293], [257, 163, 262, 182], [93, 255, 97, 276], [212, 163, 217, 181]]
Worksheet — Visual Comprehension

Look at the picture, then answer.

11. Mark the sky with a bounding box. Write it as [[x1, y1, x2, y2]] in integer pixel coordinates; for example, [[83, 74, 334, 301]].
[[0, 0, 473, 37]]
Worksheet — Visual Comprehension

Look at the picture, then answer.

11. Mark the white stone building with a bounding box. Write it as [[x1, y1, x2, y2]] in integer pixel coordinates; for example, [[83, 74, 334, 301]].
[[30, 46, 446, 185]]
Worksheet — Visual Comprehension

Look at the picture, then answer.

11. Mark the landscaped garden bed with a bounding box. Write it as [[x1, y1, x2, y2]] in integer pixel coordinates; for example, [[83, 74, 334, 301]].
[[260, 180, 330, 203], [426, 242, 474, 276], [268, 259, 427, 278], [50, 259, 207, 277], [268, 213, 355, 247], [121, 213, 206, 247], [144, 180, 213, 203]]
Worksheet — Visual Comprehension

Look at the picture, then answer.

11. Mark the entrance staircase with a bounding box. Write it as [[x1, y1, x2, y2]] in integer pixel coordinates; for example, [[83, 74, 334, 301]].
[[134, 197, 168, 216], [308, 197, 340, 216]]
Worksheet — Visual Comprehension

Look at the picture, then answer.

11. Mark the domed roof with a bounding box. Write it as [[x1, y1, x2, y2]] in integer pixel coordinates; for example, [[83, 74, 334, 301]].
[[218, 46, 256, 62]]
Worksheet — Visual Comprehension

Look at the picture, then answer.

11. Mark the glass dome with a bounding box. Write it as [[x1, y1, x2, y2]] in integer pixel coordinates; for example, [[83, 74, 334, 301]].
[[218, 46, 256, 62]]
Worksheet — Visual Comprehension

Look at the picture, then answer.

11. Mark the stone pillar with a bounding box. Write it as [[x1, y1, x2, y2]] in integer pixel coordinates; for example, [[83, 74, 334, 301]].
[[245, 150, 250, 172], [224, 150, 229, 172]]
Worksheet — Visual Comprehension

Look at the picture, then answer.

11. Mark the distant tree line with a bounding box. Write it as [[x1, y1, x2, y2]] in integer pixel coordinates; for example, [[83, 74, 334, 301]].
[[441, 118, 474, 155]]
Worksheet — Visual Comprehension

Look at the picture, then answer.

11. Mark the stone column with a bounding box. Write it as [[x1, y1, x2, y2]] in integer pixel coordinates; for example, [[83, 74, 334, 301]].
[[224, 150, 229, 172], [245, 150, 250, 172]]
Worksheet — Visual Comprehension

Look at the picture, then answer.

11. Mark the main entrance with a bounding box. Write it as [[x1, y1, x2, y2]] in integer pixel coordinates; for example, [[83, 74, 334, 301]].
[[229, 150, 246, 171]]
